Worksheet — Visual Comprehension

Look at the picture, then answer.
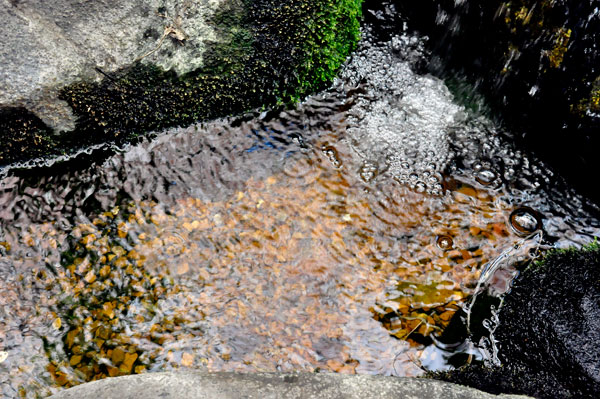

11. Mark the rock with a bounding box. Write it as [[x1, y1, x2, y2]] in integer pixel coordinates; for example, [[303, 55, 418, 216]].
[[1, 0, 225, 131], [0, 0, 363, 165], [434, 244, 600, 398], [48, 371, 532, 399]]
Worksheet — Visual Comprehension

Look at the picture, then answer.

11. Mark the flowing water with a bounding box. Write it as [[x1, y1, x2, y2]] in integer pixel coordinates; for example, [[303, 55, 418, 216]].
[[1, 9, 600, 399]]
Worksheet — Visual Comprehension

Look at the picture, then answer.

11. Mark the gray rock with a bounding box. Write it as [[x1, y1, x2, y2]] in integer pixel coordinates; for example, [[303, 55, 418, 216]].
[[0, 0, 226, 131], [49, 372, 532, 399]]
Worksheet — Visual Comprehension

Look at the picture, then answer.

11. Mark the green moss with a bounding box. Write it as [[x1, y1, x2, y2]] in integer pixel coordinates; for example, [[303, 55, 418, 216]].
[[0, 0, 363, 166], [528, 238, 600, 272], [287, 0, 363, 102]]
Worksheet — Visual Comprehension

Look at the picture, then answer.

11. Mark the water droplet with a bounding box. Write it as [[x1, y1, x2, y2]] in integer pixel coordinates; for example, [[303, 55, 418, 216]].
[[436, 235, 453, 250], [509, 207, 542, 236]]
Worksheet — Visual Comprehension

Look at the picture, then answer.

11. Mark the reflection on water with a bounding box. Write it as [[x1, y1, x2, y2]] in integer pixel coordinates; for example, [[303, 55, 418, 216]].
[[1, 22, 600, 399]]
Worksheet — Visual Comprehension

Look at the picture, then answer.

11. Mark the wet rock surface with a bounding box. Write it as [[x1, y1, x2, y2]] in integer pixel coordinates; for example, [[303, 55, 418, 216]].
[[436, 245, 600, 398], [0, 0, 227, 131], [48, 371, 532, 399]]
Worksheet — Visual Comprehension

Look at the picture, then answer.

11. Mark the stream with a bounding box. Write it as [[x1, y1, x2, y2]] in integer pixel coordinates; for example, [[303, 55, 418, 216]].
[[1, 7, 600, 398]]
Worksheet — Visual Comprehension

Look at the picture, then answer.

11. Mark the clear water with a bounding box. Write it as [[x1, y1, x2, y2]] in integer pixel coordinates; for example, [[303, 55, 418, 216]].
[[1, 22, 599, 399]]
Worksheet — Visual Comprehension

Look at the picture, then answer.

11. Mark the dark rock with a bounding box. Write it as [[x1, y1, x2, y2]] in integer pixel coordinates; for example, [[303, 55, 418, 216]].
[[385, 0, 600, 204], [434, 244, 600, 398]]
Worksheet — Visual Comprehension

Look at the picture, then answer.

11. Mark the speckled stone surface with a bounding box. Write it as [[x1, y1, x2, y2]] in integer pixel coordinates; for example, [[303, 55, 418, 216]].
[[0, 0, 227, 131], [49, 372, 532, 399]]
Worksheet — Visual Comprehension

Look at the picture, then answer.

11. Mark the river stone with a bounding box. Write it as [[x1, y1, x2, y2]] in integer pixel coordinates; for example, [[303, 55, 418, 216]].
[[48, 371, 532, 399], [0, 0, 225, 132], [0, 0, 363, 165], [436, 245, 600, 398]]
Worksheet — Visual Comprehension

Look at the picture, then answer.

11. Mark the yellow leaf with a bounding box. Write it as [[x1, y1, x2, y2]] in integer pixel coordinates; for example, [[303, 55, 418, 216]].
[[120, 352, 138, 374], [81, 234, 96, 245], [117, 222, 128, 238], [111, 347, 125, 365], [177, 262, 190, 275], [52, 318, 62, 330], [100, 265, 111, 277], [66, 329, 79, 348]]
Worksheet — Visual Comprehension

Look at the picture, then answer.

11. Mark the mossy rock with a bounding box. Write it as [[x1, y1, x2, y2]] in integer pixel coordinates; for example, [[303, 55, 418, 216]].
[[432, 243, 600, 398], [0, 0, 362, 165]]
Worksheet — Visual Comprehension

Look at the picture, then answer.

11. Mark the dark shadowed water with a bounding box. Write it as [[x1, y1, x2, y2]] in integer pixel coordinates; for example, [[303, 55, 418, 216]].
[[1, 13, 600, 399]]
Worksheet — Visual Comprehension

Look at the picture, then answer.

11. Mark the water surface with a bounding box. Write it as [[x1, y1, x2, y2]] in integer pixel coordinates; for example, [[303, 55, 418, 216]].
[[1, 21, 599, 399]]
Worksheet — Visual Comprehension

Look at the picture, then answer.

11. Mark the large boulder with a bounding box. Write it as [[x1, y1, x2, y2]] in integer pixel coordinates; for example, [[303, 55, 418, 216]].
[[48, 371, 532, 399], [0, 0, 363, 164], [436, 244, 600, 398]]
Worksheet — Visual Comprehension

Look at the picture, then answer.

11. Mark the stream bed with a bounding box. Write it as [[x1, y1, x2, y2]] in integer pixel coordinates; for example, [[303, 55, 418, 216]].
[[1, 12, 600, 398]]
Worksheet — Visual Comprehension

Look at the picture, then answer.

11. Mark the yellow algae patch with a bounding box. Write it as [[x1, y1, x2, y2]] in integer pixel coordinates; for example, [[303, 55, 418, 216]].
[[546, 27, 572, 68]]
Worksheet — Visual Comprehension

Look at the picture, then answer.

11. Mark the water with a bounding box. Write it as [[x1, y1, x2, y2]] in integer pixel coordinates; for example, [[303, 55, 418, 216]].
[[1, 13, 600, 399]]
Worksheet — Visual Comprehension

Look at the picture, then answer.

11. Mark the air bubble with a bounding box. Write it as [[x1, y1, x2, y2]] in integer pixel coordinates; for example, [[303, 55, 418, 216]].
[[322, 146, 342, 168], [475, 168, 497, 186], [359, 162, 378, 182], [509, 207, 542, 236], [436, 235, 453, 250]]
